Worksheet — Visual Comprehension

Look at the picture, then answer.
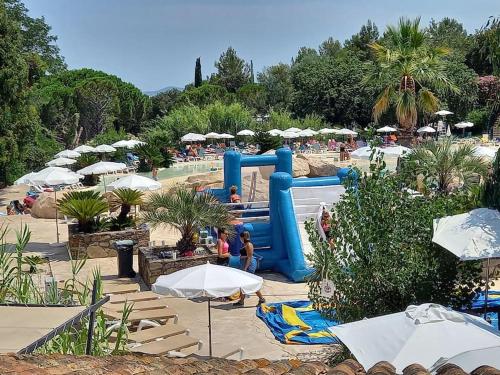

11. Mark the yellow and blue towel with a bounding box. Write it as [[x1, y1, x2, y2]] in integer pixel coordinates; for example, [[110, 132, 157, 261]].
[[256, 300, 339, 345]]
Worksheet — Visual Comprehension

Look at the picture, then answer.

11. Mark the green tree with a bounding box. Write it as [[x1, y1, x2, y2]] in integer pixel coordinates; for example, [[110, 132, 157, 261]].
[[153, 105, 208, 141], [344, 20, 379, 61], [368, 18, 456, 132], [237, 83, 266, 113], [142, 188, 235, 254], [482, 150, 500, 210], [205, 101, 254, 135], [252, 131, 282, 154], [307, 161, 482, 323], [194, 57, 202, 87], [257, 63, 293, 110], [250, 59, 255, 83], [215, 47, 250, 93], [427, 18, 471, 60], [177, 83, 230, 107], [318, 37, 342, 58], [151, 88, 181, 117], [467, 17, 500, 76]]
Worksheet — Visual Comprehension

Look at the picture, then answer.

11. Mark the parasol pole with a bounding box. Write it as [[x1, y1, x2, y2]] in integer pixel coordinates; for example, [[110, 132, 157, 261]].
[[54, 189, 60, 243], [208, 298, 213, 357], [484, 257, 490, 319]]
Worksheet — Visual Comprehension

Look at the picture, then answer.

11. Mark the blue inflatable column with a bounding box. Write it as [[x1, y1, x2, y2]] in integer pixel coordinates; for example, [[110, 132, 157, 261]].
[[269, 172, 292, 263], [223, 151, 242, 196], [275, 148, 292, 174]]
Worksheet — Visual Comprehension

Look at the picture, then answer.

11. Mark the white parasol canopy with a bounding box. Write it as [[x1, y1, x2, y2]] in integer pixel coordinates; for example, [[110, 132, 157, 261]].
[[417, 126, 436, 133], [319, 128, 337, 135], [285, 127, 302, 133], [14, 172, 38, 185], [112, 140, 145, 149], [336, 128, 358, 136], [236, 129, 255, 136], [282, 131, 299, 139], [204, 132, 220, 139], [298, 129, 318, 137], [376, 126, 398, 133], [77, 161, 127, 175], [181, 133, 206, 142], [55, 150, 81, 159], [430, 346, 500, 373], [218, 133, 234, 139], [94, 144, 117, 153], [474, 146, 497, 159], [267, 129, 284, 137], [73, 145, 96, 153], [46, 157, 77, 167], [436, 110, 454, 116], [28, 167, 82, 186], [108, 174, 161, 191], [351, 146, 411, 159], [455, 121, 474, 129], [329, 303, 500, 373]]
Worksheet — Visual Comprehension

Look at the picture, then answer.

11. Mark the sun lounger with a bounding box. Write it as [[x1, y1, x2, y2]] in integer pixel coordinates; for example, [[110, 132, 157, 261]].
[[102, 282, 140, 295], [130, 335, 202, 355], [109, 291, 159, 304], [127, 324, 188, 344], [103, 306, 179, 324], [106, 298, 169, 312]]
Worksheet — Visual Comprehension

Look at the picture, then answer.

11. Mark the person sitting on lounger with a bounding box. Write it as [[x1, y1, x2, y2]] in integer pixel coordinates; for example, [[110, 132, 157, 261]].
[[234, 231, 266, 307], [216, 228, 231, 266]]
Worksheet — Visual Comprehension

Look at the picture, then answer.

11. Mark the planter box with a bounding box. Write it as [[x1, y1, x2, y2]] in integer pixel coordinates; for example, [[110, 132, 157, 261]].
[[68, 224, 150, 259], [139, 246, 218, 288]]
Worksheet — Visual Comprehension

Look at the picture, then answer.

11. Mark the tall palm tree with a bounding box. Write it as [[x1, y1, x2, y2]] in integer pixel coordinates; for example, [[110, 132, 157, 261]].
[[367, 18, 457, 132], [402, 138, 488, 194], [141, 188, 235, 254]]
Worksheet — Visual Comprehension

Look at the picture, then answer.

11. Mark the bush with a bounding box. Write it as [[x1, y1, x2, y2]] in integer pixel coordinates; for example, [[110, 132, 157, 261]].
[[306, 160, 482, 324], [58, 191, 109, 233], [252, 131, 282, 154], [466, 108, 490, 134]]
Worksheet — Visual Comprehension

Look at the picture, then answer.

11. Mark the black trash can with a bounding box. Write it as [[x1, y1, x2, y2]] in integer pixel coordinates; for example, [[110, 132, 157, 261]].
[[114, 240, 136, 278]]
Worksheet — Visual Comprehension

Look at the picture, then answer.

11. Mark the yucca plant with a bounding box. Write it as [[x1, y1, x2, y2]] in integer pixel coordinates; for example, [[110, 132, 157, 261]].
[[112, 188, 144, 224], [142, 188, 235, 254], [58, 190, 109, 233]]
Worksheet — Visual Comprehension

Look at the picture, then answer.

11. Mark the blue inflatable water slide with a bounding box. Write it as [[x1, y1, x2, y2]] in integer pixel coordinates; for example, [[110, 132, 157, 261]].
[[210, 148, 351, 282]]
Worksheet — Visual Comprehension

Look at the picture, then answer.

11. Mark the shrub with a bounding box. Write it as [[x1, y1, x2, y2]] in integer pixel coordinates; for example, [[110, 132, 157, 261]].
[[252, 131, 282, 154], [58, 191, 109, 233]]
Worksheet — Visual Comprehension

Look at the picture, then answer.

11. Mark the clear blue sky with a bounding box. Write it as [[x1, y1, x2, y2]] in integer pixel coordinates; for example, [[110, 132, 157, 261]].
[[24, 0, 498, 92]]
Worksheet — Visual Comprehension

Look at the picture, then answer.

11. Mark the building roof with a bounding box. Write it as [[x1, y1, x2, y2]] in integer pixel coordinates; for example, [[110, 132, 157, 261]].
[[0, 354, 498, 375]]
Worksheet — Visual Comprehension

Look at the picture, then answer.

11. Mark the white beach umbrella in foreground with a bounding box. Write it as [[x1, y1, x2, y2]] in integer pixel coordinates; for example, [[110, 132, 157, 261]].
[[430, 346, 500, 374], [267, 129, 284, 137], [236, 129, 255, 136], [436, 110, 454, 116], [181, 133, 206, 142], [319, 128, 337, 135], [94, 144, 117, 153], [417, 126, 436, 133], [108, 174, 161, 191], [46, 157, 77, 167], [329, 303, 500, 373], [376, 126, 398, 133], [55, 149, 81, 159], [336, 128, 358, 136], [153, 262, 263, 357], [73, 145, 96, 153], [28, 168, 83, 243], [474, 146, 497, 159], [77, 161, 126, 176]]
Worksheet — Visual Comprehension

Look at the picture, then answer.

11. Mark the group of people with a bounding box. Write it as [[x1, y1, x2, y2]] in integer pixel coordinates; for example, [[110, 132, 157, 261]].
[[5, 200, 31, 215]]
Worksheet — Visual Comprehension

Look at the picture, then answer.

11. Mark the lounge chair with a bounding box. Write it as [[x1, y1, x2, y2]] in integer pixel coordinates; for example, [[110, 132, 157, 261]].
[[127, 323, 189, 344], [130, 335, 202, 355], [106, 298, 170, 312], [102, 279, 140, 295], [109, 291, 159, 304], [103, 306, 179, 324]]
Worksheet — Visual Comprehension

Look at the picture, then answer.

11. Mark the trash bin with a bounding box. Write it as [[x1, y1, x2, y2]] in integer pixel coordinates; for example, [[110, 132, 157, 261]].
[[114, 240, 136, 278]]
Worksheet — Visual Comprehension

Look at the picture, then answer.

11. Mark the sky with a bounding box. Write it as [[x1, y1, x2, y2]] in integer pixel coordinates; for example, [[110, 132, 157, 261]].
[[24, 0, 499, 92]]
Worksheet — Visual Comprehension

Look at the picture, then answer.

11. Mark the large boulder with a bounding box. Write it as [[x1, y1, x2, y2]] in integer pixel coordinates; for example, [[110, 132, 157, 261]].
[[297, 154, 338, 177], [293, 157, 310, 177], [258, 150, 276, 180], [31, 192, 57, 219]]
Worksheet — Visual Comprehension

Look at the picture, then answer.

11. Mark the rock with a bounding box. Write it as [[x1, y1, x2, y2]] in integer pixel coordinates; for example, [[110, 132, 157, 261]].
[[30, 192, 57, 219], [186, 172, 223, 185], [258, 150, 276, 180], [300, 155, 338, 177], [292, 157, 310, 177]]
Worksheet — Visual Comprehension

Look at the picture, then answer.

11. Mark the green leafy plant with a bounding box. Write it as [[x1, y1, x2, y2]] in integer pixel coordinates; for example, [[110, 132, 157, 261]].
[[142, 188, 235, 254], [253, 131, 282, 154], [58, 191, 109, 233], [111, 188, 143, 229], [134, 143, 163, 172], [22, 255, 45, 273], [482, 149, 500, 209]]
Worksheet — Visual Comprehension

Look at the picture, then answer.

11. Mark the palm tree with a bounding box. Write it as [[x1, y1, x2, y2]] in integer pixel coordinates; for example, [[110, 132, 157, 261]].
[[58, 191, 109, 233], [141, 188, 235, 254], [112, 188, 144, 223], [367, 18, 456, 132], [402, 138, 488, 194]]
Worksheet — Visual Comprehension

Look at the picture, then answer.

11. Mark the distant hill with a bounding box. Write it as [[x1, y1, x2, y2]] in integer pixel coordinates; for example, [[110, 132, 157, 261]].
[[143, 86, 182, 96]]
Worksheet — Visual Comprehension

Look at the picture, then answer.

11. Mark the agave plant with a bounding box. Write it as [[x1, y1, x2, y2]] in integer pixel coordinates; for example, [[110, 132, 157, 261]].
[[58, 190, 109, 233], [142, 188, 235, 254], [401, 138, 488, 194], [112, 188, 143, 224]]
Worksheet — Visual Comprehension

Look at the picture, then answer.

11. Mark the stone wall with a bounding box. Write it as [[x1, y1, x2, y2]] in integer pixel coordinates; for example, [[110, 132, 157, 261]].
[[139, 246, 219, 288], [68, 226, 150, 259]]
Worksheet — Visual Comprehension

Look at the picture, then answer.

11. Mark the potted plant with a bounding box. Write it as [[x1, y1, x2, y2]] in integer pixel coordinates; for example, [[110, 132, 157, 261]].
[[58, 191, 109, 233], [142, 187, 235, 256], [109, 188, 144, 230]]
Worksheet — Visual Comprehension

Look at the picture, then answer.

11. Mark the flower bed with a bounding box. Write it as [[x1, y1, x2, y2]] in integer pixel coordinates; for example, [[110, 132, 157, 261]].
[[139, 245, 218, 288], [68, 224, 150, 259]]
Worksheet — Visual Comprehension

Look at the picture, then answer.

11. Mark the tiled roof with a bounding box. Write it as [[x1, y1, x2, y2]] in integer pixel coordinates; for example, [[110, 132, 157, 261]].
[[0, 354, 499, 375]]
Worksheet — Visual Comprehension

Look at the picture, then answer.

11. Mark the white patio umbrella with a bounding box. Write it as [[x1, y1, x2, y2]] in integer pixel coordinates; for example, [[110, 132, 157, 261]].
[[73, 145, 96, 153], [181, 133, 206, 142], [319, 128, 337, 135], [94, 144, 117, 153], [282, 131, 299, 139], [351, 146, 411, 160], [28, 168, 83, 243], [417, 126, 436, 133], [285, 127, 301, 133], [204, 132, 220, 139], [107, 174, 161, 191], [236, 129, 255, 136], [55, 149, 81, 159], [298, 129, 318, 137], [77, 161, 127, 191], [267, 129, 284, 137], [433, 208, 500, 315], [435, 110, 454, 116], [430, 345, 500, 373], [218, 133, 234, 139], [46, 157, 77, 167], [455, 121, 474, 136], [474, 146, 497, 159], [112, 140, 145, 149], [336, 128, 358, 136], [14, 172, 38, 185], [376, 126, 398, 133], [329, 303, 500, 373], [153, 262, 263, 357]]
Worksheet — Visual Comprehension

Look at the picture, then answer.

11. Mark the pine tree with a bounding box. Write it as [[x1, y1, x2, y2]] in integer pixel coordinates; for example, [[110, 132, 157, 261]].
[[214, 47, 250, 92], [483, 150, 500, 210], [250, 60, 255, 83], [194, 57, 202, 87]]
